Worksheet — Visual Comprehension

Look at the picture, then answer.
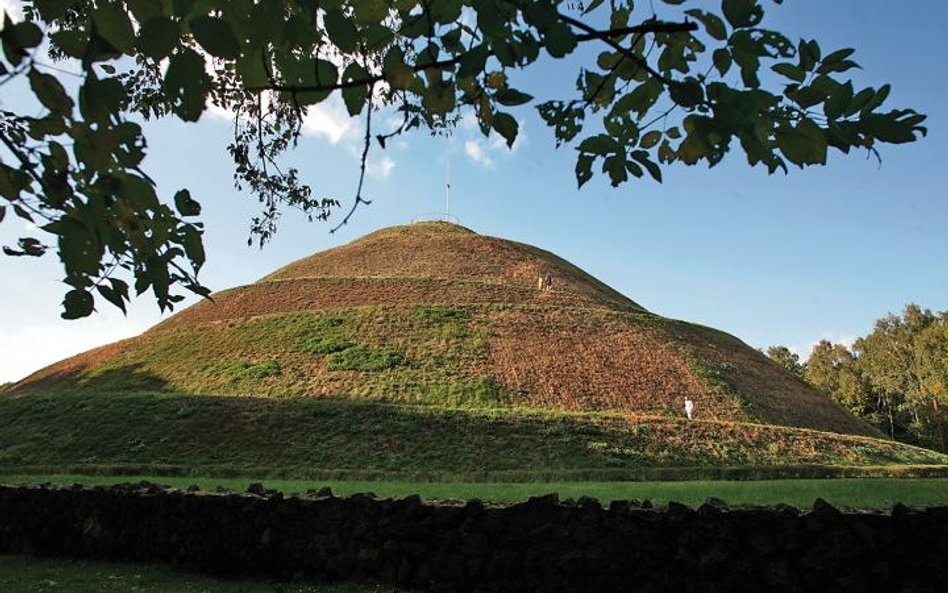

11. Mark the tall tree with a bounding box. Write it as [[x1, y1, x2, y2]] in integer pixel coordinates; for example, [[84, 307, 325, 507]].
[[802, 339, 853, 396], [797, 305, 948, 448], [0, 0, 927, 317], [765, 345, 802, 377]]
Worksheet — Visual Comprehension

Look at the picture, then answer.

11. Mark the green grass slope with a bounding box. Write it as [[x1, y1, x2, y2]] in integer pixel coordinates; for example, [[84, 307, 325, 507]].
[[0, 392, 944, 479], [10, 304, 874, 436]]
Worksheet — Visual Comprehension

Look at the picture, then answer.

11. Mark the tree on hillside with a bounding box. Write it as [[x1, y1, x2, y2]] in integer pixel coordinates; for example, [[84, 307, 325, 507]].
[[0, 0, 927, 318], [802, 340, 852, 395], [854, 304, 945, 442], [789, 304, 948, 448], [765, 345, 802, 377]]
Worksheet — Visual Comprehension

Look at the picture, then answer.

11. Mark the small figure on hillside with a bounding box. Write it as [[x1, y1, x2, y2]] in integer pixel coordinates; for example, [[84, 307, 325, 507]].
[[684, 397, 695, 420], [544, 272, 553, 291], [537, 274, 545, 291]]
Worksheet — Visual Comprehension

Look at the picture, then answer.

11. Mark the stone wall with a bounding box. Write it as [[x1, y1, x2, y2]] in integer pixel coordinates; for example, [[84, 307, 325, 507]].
[[1, 483, 945, 593]]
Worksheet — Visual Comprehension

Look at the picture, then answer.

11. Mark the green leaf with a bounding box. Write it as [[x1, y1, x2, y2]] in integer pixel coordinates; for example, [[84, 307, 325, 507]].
[[247, 0, 284, 47], [190, 16, 241, 59], [631, 150, 662, 182], [354, 0, 388, 26], [722, 0, 762, 29], [127, 0, 165, 24], [603, 154, 627, 186], [824, 80, 853, 120], [341, 63, 370, 116], [669, 79, 704, 108], [79, 76, 125, 123], [492, 112, 518, 148], [458, 43, 489, 79], [612, 77, 662, 118], [236, 49, 268, 87], [775, 118, 827, 167], [29, 68, 74, 116], [325, 8, 360, 53], [712, 48, 731, 76], [577, 134, 618, 155], [174, 189, 201, 216], [93, 4, 136, 53], [494, 88, 533, 106], [861, 84, 890, 114], [33, 0, 69, 21], [817, 59, 859, 75], [684, 9, 727, 41], [382, 47, 414, 90], [423, 80, 456, 116], [771, 62, 805, 83], [575, 154, 594, 187], [544, 22, 577, 59], [7, 21, 43, 49], [172, 0, 197, 18], [430, 0, 463, 24], [50, 30, 88, 59], [137, 17, 180, 61], [181, 224, 205, 267], [820, 48, 855, 66], [97, 282, 127, 314], [164, 48, 211, 121], [62, 288, 95, 320], [798, 39, 821, 71], [639, 131, 662, 149], [473, 0, 505, 35]]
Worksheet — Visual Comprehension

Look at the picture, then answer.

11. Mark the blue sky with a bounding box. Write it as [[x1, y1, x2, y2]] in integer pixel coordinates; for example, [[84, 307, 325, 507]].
[[1, 0, 946, 382]]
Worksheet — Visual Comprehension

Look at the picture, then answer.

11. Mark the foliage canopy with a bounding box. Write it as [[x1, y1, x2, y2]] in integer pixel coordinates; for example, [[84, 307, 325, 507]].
[[770, 304, 948, 450], [0, 0, 927, 317]]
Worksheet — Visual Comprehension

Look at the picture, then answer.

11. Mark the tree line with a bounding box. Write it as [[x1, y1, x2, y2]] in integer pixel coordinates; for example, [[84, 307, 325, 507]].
[[767, 304, 948, 451]]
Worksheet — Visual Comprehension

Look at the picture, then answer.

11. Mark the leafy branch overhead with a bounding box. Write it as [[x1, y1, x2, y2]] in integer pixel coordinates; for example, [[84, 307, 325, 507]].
[[0, 0, 928, 318]]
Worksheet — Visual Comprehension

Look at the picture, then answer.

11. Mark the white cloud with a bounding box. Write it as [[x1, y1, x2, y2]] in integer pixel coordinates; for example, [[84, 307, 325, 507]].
[[462, 116, 527, 168], [0, 0, 22, 21], [464, 140, 493, 167], [366, 155, 395, 179], [301, 98, 359, 144], [204, 89, 359, 146], [0, 320, 149, 384]]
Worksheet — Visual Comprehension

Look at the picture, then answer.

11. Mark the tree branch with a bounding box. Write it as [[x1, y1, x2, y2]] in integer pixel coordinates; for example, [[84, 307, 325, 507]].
[[246, 19, 696, 96], [574, 19, 698, 42], [331, 84, 375, 234], [246, 55, 465, 95], [558, 13, 675, 86]]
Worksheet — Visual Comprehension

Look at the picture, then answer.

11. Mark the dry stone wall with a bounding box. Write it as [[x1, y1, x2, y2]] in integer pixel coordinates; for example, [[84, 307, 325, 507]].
[[0, 483, 946, 593]]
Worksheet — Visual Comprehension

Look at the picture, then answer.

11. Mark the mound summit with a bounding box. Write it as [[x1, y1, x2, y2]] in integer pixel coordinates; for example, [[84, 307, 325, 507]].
[[5, 221, 946, 475]]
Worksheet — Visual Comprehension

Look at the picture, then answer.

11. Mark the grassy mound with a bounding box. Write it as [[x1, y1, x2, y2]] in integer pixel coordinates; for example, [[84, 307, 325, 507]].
[[11, 305, 874, 436], [0, 392, 944, 480], [5, 221, 925, 472]]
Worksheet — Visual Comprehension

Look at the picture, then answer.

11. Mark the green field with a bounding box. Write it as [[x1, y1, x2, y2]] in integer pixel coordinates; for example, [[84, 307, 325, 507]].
[[4, 474, 948, 509], [0, 555, 389, 593]]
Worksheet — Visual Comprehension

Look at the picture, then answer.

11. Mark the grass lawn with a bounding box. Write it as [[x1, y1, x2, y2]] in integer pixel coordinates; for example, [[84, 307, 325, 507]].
[[3, 474, 948, 509], [0, 555, 391, 593], [2, 393, 946, 480]]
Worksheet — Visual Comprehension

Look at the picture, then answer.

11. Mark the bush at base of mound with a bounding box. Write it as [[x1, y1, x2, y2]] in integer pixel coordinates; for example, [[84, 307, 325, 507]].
[[0, 392, 944, 479]]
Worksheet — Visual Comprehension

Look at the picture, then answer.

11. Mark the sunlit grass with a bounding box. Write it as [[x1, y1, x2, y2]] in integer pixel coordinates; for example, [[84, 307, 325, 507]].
[[3, 474, 948, 509]]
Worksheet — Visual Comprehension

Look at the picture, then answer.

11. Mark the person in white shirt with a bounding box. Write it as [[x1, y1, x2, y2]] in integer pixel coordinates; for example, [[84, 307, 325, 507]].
[[684, 397, 695, 420]]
